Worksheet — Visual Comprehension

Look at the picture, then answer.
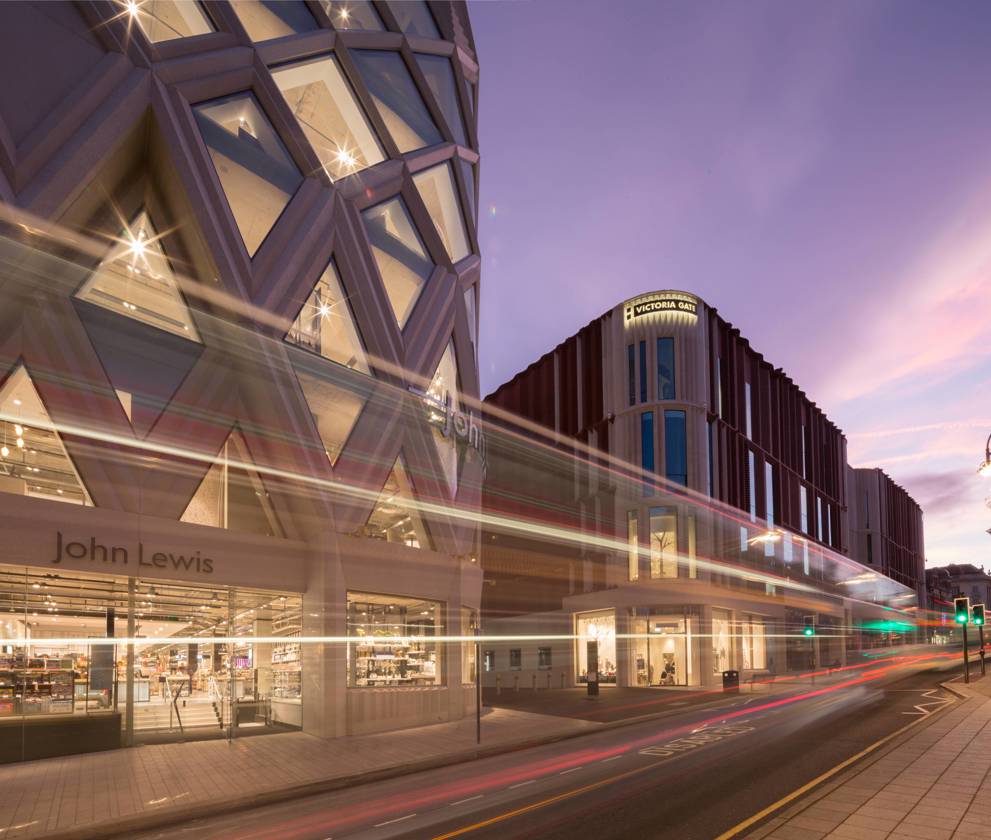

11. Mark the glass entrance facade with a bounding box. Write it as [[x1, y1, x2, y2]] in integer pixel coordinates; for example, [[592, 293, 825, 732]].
[[575, 610, 616, 684], [630, 611, 701, 687], [0, 563, 301, 763]]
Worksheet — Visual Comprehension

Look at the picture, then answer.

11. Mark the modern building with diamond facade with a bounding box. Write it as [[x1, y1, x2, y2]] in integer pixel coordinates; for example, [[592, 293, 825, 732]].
[[0, 0, 481, 762]]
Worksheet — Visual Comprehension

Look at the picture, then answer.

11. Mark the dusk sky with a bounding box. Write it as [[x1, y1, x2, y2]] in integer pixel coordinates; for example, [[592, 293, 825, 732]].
[[470, 0, 991, 568]]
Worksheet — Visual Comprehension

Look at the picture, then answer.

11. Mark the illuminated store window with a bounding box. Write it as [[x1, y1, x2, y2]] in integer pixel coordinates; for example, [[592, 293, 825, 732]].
[[461, 607, 477, 684], [286, 259, 369, 373], [649, 507, 677, 579], [320, 0, 383, 30], [347, 592, 442, 687], [741, 616, 766, 670], [425, 339, 460, 497], [180, 429, 284, 538], [271, 55, 386, 182], [657, 337, 675, 399], [390, 0, 440, 38], [712, 609, 733, 674], [415, 54, 467, 146], [230, 0, 317, 41], [193, 92, 303, 256], [576, 611, 615, 684], [365, 457, 431, 548], [130, 0, 213, 42], [76, 210, 201, 342], [627, 510, 639, 581], [664, 410, 687, 486], [291, 360, 366, 466], [362, 197, 434, 328], [350, 50, 442, 153], [687, 514, 697, 578], [0, 366, 90, 506], [413, 162, 470, 262]]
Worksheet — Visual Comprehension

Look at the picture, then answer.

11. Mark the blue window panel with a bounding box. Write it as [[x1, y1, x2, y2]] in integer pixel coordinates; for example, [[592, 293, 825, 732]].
[[641, 411, 655, 495], [657, 337, 675, 400], [664, 410, 687, 486], [627, 344, 635, 406], [639, 340, 647, 403]]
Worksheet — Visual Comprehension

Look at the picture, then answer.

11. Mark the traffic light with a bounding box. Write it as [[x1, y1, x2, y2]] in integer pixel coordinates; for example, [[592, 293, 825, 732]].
[[803, 615, 815, 637], [973, 604, 986, 627], [955, 597, 971, 624]]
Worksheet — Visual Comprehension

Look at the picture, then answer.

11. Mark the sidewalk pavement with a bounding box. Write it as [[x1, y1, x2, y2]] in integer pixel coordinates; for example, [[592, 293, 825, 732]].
[[747, 676, 991, 840], [0, 707, 598, 840]]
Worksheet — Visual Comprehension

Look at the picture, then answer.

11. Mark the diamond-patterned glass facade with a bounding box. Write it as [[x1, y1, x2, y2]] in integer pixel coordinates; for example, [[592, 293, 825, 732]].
[[320, 0, 382, 30], [231, 0, 318, 42], [365, 456, 431, 549], [426, 339, 460, 497], [415, 54, 467, 147], [413, 162, 470, 263], [132, 0, 214, 43]]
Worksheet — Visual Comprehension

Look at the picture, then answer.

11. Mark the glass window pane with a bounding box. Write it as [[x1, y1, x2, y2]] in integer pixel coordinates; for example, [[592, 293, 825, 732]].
[[132, 0, 213, 42], [657, 337, 675, 400], [415, 54, 467, 146], [193, 92, 303, 256], [0, 366, 90, 505], [425, 339, 459, 496], [292, 360, 366, 465], [744, 381, 752, 439], [347, 592, 442, 686], [286, 259, 369, 373], [365, 457, 431, 548], [320, 0, 383, 30], [271, 55, 385, 182], [640, 411, 654, 473], [576, 612, 615, 684], [664, 410, 687, 486], [464, 286, 477, 359], [351, 50, 442, 153], [362, 197, 434, 328], [413, 162, 470, 263], [230, 0, 317, 42], [649, 508, 678, 578], [627, 344, 635, 406], [627, 510, 639, 581], [638, 340, 646, 403], [76, 210, 201, 341], [389, 0, 439, 38], [458, 158, 476, 221]]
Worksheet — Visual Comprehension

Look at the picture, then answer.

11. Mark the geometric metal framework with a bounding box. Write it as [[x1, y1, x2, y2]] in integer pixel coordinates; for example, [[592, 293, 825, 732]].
[[0, 0, 481, 558]]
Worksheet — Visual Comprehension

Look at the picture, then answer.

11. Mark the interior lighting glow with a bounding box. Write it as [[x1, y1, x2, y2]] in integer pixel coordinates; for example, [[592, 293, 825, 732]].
[[126, 0, 139, 17], [0, 446, 7, 458]]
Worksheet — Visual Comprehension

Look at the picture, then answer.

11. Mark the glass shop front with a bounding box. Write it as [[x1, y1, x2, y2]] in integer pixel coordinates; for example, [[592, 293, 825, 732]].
[[0, 563, 301, 764]]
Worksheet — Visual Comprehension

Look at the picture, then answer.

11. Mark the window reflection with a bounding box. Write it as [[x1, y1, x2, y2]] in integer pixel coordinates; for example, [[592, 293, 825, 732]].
[[389, 0, 439, 38], [415, 54, 467, 146], [230, 0, 317, 42], [649, 507, 677, 578], [193, 92, 303, 256], [271, 55, 385, 182], [347, 592, 442, 686], [413, 162, 470, 263], [292, 361, 366, 466], [320, 0, 383, 30], [362, 197, 433, 328], [426, 340, 459, 496], [131, 0, 213, 42], [365, 457, 431, 548], [351, 50, 442, 153]]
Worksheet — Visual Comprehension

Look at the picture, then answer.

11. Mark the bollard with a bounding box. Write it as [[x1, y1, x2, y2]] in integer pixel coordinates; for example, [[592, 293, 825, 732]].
[[560, 673, 565, 689], [547, 672, 551, 689], [514, 675, 519, 692], [532, 674, 537, 691], [496, 674, 501, 696]]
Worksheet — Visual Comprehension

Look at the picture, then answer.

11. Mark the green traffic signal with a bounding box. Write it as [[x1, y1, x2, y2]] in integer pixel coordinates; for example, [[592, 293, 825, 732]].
[[955, 597, 971, 624], [803, 627, 814, 637], [973, 604, 986, 627], [803, 616, 815, 637]]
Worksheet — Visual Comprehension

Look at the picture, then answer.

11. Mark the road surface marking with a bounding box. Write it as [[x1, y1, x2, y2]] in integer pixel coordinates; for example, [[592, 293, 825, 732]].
[[902, 689, 952, 716], [559, 766, 583, 775], [601, 755, 624, 763], [450, 795, 483, 806], [374, 814, 417, 827], [508, 779, 536, 789], [713, 693, 958, 840]]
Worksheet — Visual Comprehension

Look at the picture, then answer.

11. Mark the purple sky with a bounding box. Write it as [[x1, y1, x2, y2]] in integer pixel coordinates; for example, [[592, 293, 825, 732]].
[[470, 0, 991, 568]]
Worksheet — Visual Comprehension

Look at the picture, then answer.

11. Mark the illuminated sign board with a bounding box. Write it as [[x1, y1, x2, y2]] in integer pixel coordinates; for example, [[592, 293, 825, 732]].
[[624, 293, 698, 324]]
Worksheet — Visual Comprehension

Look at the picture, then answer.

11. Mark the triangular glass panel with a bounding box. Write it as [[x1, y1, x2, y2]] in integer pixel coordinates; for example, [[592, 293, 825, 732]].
[[320, 0, 383, 30], [290, 351, 369, 466], [286, 259, 370, 374], [464, 286, 478, 361], [193, 92, 304, 256], [362, 197, 434, 329], [75, 210, 202, 342], [132, 0, 214, 43], [364, 456, 431, 549], [230, 0, 317, 42], [271, 54, 386, 182], [0, 365, 90, 506], [415, 54, 467, 147], [413, 162, 470, 263], [350, 50, 442, 153], [424, 339, 460, 497], [458, 158, 476, 222], [181, 428, 284, 537]]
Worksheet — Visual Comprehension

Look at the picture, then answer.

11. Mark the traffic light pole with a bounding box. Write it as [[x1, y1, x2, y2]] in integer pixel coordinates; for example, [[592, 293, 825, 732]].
[[981, 625, 986, 679], [963, 622, 970, 684]]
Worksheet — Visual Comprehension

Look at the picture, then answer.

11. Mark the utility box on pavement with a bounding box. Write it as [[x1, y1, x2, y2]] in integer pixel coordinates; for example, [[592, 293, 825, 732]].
[[722, 669, 740, 693]]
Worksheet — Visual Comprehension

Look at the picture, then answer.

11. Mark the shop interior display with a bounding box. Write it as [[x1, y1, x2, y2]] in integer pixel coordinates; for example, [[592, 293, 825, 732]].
[[348, 594, 442, 686]]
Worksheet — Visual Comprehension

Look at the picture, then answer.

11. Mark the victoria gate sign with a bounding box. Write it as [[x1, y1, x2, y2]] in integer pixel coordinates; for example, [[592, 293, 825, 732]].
[[624, 292, 698, 323]]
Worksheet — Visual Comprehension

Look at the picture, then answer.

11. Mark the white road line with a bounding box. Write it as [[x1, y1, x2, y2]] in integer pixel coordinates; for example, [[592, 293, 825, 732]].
[[559, 766, 584, 775], [449, 795, 484, 806], [601, 755, 624, 763], [373, 814, 417, 827], [509, 779, 537, 789]]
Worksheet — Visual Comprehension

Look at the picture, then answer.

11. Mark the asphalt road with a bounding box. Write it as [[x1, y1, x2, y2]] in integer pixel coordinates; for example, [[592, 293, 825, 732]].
[[136, 654, 962, 840]]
